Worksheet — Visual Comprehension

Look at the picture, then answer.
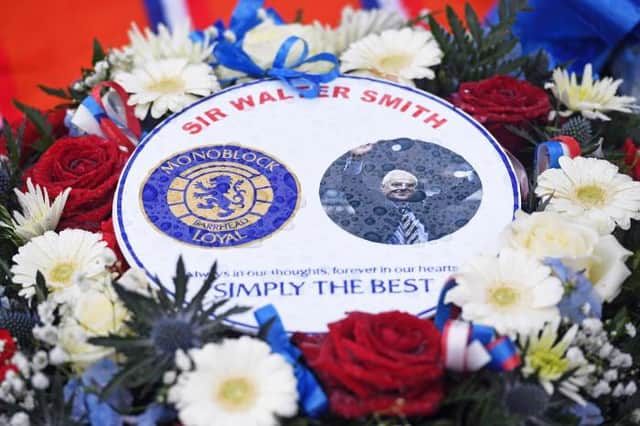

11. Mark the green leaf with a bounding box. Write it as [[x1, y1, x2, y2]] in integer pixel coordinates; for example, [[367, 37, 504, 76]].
[[465, 3, 483, 45], [12, 101, 54, 153], [2, 119, 20, 169], [38, 85, 72, 100], [100, 356, 157, 398], [173, 256, 188, 307], [186, 261, 218, 316], [446, 5, 471, 55], [427, 14, 452, 55], [92, 38, 106, 65], [35, 270, 48, 303], [112, 282, 162, 320], [89, 335, 153, 351]]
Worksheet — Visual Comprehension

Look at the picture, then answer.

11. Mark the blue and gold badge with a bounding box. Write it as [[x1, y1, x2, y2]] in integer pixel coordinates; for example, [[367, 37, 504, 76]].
[[140, 144, 300, 248]]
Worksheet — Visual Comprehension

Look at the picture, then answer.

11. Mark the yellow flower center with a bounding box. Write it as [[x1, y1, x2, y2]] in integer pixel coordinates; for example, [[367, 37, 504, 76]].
[[489, 285, 520, 308], [216, 377, 256, 411], [528, 349, 570, 381], [146, 77, 184, 94], [575, 184, 607, 207], [378, 54, 412, 72], [48, 262, 76, 285]]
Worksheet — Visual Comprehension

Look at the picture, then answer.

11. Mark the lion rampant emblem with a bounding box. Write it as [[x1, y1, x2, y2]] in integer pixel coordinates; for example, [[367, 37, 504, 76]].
[[193, 175, 247, 218]]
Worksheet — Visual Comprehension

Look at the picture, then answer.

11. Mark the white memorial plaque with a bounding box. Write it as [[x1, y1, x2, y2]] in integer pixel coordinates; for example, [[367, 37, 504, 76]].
[[114, 76, 520, 332]]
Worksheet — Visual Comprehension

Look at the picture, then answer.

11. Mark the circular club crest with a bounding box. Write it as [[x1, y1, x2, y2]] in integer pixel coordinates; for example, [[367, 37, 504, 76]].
[[141, 145, 299, 248], [115, 76, 520, 333]]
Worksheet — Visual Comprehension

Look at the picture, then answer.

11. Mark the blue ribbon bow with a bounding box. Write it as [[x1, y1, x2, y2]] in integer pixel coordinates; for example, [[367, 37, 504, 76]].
[[214, 36, 340, 98], [254, 304, 328, 417]]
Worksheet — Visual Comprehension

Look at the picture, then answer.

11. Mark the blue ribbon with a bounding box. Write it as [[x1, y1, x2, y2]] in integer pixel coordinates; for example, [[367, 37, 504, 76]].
[[214, 36, 340, 98], [254, 304, 328, 417]]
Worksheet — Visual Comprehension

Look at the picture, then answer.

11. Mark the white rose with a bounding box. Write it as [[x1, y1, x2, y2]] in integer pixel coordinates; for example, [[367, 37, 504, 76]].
[[502, 211, 631, 302], [217, 22, 334, 80], [57, 286, 129, 369]]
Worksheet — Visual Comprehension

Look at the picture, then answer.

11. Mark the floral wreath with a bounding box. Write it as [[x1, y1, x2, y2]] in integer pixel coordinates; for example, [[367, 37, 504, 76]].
[[0, 1, 639, 425]]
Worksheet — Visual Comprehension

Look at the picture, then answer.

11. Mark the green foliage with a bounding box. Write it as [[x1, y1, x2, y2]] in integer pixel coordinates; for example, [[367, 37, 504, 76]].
[[12, 101, 55, 154], [92, 38, 106, 65], [90, 257, 249, 399], [420, 0, 531, 96]]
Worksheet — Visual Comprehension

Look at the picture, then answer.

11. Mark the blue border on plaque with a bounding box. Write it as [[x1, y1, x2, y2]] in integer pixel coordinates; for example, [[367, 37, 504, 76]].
[[115, 75, 522, 332]]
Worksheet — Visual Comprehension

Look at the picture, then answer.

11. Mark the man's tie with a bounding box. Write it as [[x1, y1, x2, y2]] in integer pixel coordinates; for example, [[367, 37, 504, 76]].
[[389, 207, 429, 244]]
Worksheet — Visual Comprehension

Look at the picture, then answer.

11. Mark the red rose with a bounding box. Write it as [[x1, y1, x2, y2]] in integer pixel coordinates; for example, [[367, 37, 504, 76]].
[[101, 218, 129, 271], [293, 311, 444, 418], [0, 329, 16, 365], [0, 108, 67, 163], [25, 135, 129, 232], [450, 76, 551, 158], [623, 138, 640, 180]]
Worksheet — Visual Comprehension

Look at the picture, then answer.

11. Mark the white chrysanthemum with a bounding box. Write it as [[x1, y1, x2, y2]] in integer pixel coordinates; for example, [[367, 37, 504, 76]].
[[331, 6, 406, 53], [169, 337, 298, 426], [522, 323, 594, 405], [111, 23, 213, 72], [502, 210, 632, 302], [545, 63, 637, 121], [447, 248, 563, 336], [536, 156, 640, 233], [116, 58, 220, 119], [340, 28, 442, 86], [11, 229, 115, 301], [9, 179, 70, 241]]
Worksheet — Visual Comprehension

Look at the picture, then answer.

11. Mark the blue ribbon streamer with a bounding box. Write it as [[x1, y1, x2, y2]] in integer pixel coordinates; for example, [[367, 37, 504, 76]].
[[214, 36, 340, 98], [254, 304, 328, 417]]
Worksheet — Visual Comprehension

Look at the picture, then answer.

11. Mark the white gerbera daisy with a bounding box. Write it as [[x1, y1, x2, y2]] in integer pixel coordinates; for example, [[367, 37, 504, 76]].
[[116, 58, 220, 120], [536, 156, 640, 233], [9, 179, 70, 241], [447, 248, 563, 336], [11, 229, 115, 301], [340, 28, 442, 86], [332, 6, 406, 53], [169, 337, 298, 426], [545, 63, 637, 121]]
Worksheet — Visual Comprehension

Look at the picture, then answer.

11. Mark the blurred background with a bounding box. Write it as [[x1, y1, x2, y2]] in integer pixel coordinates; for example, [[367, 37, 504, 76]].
[[0, 0, 495, 122]]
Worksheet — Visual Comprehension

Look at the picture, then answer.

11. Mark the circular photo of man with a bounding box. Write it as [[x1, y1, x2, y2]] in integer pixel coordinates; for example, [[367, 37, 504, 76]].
[[319, 138, 483, 244]]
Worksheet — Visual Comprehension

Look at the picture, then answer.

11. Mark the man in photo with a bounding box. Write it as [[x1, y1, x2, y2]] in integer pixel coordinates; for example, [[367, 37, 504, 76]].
[[380, 170, 429, 244]]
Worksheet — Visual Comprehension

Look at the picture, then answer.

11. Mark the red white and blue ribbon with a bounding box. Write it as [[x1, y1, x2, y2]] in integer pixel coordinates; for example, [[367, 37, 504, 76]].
[[67, 82, 142, 152], [534, 136, 581, 178], [435, 279, 521, 372]]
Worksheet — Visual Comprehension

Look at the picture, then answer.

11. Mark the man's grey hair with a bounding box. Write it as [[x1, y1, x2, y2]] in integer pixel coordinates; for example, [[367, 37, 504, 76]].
[[381, 169, 418, 186]]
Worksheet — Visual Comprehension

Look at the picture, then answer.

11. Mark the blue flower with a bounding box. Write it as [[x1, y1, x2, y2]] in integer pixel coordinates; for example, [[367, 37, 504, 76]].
[[64, 359, 130, 426], [545, 258, 602, 323], [569, 402, 604, 425], [64, 359, 175, 426]]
